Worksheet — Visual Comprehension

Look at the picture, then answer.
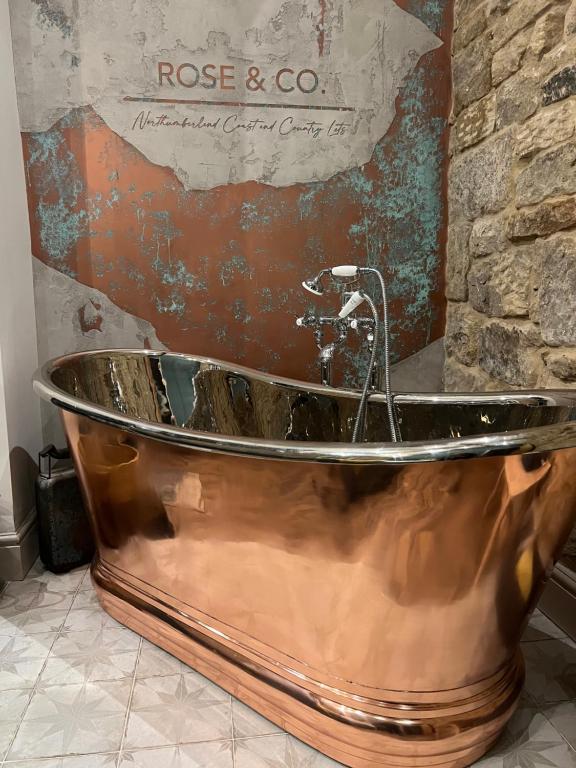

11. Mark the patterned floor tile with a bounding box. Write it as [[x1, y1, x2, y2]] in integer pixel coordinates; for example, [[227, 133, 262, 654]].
[[6, 679, 132, 760], [542, 700, 576, 750], [0, 632, 56, 690], [135, 639, 187, 678], [123, 672, 232, 749], [3, 564, 86, 597], [40, 628, 140, 685], [78, 570, 94, 592], [62, 591, 121, 632], [118, 741, 234, 767], [0, 592, 74, 637], [2, 563, 576, 768], [288, 736, 345, 767], [0, 688, 31, 761], [522, 610, 568, 643], [523, 637, 576, 705], [3, 754, 118, 767], [232, 698, 283, 739], [234, 734, 291, 768], [475, 699, 576, 767]]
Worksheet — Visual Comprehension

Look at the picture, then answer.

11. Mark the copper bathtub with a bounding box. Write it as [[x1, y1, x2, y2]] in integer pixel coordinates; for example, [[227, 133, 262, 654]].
[[34, 349, 576, 768]]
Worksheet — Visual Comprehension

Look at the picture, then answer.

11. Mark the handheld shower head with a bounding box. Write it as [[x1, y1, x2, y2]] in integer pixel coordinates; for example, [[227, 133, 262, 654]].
[[302, 268, 331, 296], [302, 266, 363, 296], [302, 277, 325, 296]]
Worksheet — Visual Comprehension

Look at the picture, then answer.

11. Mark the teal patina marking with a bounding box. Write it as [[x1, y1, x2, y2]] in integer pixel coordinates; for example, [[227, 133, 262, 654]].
[[229, 299, 252, 324], [219, 248, 253, 287], [240, 201, 271, 231], [26, 120, 101, 275], [36, 201, 86, 275], [401, 0, 445, 36], [122, 261, 146, 290], [155, 291, 186, 317], [137, 209, 203, 292], [343, 51, 445, 365], [106, 187, 121, 207], [258, 287, 274, 313], [28, 130, 85, 274], [155, 259, 196, 289], [297, 187, 321, 220]]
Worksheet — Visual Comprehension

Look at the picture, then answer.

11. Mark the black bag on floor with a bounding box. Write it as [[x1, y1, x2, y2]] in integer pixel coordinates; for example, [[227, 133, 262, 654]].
[[35, 445, 94, 573]]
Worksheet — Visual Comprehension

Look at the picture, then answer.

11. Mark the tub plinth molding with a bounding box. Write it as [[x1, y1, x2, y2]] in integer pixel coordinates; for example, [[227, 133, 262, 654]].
[[93, 558, 524, 768]]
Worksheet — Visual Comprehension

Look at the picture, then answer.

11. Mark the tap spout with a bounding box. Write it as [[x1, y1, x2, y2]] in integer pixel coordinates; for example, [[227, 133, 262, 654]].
[[319, 341, 339, 362]]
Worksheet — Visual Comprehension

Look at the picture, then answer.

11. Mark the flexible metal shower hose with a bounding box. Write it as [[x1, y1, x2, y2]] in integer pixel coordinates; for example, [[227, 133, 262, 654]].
[[352, 268, 400, 443]]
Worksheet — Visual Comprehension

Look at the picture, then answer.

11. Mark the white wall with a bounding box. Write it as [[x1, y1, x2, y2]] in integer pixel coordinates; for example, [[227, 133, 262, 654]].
[[0, 347, 12, 534], [0, 0, 42, 578]]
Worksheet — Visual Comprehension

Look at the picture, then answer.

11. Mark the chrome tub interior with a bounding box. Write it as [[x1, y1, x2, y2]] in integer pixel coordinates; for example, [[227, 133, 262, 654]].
[[35, 348, 576, 461], [34, 349, 576, 768]]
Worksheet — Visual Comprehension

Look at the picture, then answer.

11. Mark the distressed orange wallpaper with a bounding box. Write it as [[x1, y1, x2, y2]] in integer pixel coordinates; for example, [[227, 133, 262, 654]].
[[10, 0, 452, 384]]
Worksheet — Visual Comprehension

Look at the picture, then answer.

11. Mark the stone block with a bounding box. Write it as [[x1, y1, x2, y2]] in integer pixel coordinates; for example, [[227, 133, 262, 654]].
[[543, 64, 576, 105], [529, 245, 543, 322], [453, 34, 493, 114], [515, 101, 576, 158], [565, 0, 576, 35], [454, 6, 488, 51], [446, 220, 473, 301], [449, 133, 515, 219], [468, 250, 532, 317], [540, 235, 576, 344], [492, 28, 530, 86], [508, 197, 576, 239], [543, 349, 576, 381], [516, 142, 576, 206], [478, 320, 543, 386], [529, 8, 567, 58], [495, 70, 541, 129], [444, 357, 506, 392], [469, 215, 508, 256], [491, 0, 556, 52], [452, 93, 496, 152], [445, 303, 485, 367], [486, 0, 515, 19], [455, 0, 485, 27]]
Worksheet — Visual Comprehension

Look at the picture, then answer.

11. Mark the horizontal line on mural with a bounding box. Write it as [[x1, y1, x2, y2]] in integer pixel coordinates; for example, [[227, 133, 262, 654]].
[[123, 96, 356, 112]]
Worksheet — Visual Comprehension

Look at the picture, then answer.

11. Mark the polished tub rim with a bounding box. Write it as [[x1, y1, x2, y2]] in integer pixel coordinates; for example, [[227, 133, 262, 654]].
[[34, 347, 576, 464]]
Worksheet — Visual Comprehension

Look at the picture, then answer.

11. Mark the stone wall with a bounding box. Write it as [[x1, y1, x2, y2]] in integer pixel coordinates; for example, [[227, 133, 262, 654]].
[[446, 0, 576, 391]]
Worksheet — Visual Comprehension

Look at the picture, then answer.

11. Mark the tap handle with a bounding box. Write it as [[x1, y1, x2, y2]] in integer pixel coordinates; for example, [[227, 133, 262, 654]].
[[338, 290, 366, 319], [296, 313, 318, 328]]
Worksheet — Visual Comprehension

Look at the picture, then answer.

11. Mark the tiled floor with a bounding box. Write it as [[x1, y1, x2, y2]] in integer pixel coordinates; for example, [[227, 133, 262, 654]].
[[0, 563, 575, 767]]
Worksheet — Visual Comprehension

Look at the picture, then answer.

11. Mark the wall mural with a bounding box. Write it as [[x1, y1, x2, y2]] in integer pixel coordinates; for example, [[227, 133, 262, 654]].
[[9, 0, 452, 386]]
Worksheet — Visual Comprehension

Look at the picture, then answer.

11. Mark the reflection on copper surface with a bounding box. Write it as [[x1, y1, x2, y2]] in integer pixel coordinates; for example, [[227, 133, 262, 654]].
[[34, 351, 576, 767]]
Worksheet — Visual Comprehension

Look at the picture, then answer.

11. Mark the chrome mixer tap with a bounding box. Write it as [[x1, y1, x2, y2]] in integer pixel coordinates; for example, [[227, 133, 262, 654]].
[[296, 265, 399, 443]]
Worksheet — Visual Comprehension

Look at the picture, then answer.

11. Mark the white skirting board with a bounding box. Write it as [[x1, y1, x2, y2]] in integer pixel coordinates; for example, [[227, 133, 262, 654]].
[[0, 507, 39, 581]]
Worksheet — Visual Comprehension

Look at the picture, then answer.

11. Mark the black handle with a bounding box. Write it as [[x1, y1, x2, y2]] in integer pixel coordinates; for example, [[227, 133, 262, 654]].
[[39, 445, 70, 479]]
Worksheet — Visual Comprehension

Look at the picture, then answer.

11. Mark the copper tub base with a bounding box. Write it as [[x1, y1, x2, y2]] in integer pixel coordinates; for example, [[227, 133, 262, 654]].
[[93, 560, 523, 768]]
